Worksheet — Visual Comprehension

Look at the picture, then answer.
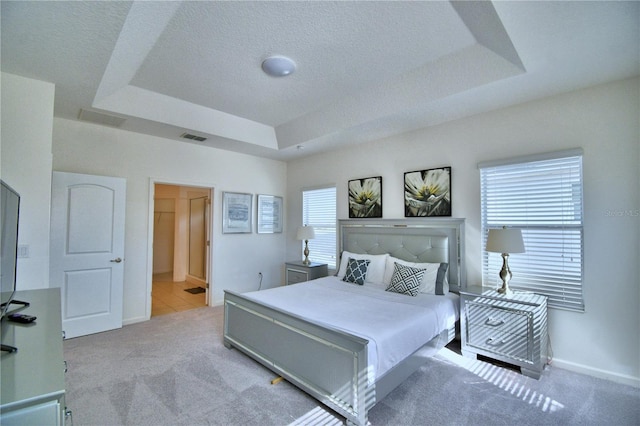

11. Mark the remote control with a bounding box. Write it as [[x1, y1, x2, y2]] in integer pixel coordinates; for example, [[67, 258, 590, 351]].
[[7, 313, 37, 324]]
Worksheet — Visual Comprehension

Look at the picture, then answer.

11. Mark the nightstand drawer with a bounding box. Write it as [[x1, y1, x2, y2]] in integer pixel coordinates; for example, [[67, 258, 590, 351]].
[[467, 303, 529, 336], [287, 269, 308, 285], [468, 327, 529, 361]]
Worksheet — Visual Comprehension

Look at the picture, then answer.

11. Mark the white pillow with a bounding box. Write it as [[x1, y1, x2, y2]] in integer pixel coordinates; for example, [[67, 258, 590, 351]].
[[337, 251, 388, 286], [383, 256, 449, 294]]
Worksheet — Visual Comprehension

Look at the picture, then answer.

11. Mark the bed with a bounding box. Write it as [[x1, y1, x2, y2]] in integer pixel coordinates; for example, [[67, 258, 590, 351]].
[[224, 218, 466, 425]]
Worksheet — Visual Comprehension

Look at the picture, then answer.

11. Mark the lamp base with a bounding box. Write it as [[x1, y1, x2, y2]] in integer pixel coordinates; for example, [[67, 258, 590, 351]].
[[497, 282, 513, 297], [496, 252, 513, 297], [302, 240, 310, 265]]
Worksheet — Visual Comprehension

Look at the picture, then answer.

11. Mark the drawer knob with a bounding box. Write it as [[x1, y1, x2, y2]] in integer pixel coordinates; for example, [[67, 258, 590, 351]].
[[485, 317, 505, 327]]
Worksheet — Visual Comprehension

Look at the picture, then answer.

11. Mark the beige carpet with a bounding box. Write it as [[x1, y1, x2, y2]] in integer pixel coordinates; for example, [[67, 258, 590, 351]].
[[63, 305, 640, 425]]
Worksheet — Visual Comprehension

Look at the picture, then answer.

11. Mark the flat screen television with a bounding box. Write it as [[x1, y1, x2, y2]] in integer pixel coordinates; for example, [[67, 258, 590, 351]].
[[1, 180, 21, 319]]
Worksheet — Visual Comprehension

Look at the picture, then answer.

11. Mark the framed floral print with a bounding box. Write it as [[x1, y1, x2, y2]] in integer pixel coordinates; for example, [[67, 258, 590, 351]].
[[348, 176, 382, 218], [222, 191, 252, 233], [404, 167, 451, 217]]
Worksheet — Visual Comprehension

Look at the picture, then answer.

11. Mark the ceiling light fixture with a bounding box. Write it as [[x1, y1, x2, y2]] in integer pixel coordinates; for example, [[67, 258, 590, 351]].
[[261, 56, 296, 77]]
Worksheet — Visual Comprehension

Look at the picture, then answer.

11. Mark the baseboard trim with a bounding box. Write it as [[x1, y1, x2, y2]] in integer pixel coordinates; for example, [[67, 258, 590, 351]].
[[186, 274, 206, 286], [552, 358, 639, 388], [123, 315, 148, 326]]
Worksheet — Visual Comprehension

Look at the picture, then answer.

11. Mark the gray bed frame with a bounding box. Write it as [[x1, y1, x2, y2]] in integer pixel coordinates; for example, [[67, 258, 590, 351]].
[[224, 218, 466, 425]]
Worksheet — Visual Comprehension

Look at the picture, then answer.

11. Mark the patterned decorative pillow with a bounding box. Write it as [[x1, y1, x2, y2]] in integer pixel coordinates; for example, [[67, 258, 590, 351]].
[[383, 257, 451, 295], [337, 251, 388, 285], [342, 258, 370, 285], [385, 262, 426, 296]]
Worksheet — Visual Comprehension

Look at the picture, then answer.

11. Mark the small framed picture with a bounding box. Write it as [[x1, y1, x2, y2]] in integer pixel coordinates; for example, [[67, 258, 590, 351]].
[[257, 194, 283, 233], [404, 167, 451, 217], [348, 176, 382, 218], [222, 192, 252, 233]]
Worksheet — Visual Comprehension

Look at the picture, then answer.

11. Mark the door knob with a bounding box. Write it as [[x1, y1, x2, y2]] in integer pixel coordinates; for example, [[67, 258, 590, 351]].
[[110, 257, 122, 263]]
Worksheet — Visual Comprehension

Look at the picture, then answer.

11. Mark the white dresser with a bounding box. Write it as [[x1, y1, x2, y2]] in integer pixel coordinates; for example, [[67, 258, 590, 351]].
[[1, 288, 67, 424], [460, 285, 548, 379]]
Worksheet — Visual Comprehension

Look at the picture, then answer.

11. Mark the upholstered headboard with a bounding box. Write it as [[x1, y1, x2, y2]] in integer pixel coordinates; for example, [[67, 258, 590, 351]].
[[338, 218, 466, 290]]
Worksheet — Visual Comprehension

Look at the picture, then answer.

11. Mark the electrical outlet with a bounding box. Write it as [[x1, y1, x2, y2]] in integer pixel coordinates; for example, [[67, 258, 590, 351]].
[[17, 245, 29, 258]]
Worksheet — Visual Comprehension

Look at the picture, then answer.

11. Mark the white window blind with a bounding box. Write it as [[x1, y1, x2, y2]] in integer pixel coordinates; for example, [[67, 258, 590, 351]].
[[480, 150, 584, 311], [302, 186, 337, 269]]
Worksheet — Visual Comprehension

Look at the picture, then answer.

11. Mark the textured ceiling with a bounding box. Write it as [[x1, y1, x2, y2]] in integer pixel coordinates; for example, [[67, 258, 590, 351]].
[[1, 1, 638, 161]]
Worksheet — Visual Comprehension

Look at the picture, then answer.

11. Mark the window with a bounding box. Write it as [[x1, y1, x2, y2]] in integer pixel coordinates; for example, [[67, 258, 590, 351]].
[[479, 149, 584, 311], [302, 186, 337, 269]]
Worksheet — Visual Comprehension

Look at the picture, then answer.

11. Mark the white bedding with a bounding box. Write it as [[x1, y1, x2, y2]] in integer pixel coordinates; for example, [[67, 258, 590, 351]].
[[242, 276, 459, 382]]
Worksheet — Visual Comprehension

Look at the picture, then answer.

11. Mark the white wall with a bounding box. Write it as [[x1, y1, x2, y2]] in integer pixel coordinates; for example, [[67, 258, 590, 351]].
[[52, 118, 287, 324], [0, 73, 54, 291], [286, 77, 640, 387]]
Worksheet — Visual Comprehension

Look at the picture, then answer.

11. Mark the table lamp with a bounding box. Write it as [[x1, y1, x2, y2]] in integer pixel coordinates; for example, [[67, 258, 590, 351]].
[[486, 226, 525, 296], [297, 226, 316, 265]]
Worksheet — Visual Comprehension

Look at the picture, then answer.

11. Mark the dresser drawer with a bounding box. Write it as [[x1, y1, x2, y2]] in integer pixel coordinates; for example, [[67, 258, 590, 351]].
[[467, 302, 529, 336]]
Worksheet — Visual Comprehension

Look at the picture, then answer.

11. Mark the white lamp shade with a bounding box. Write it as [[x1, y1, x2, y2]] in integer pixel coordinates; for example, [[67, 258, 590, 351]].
[[297, 226, 315, 240], [486, 228, 525, 254]]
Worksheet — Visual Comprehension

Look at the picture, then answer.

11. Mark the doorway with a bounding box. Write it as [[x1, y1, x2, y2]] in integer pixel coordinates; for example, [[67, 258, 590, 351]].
[[151, 183, 212, 317]]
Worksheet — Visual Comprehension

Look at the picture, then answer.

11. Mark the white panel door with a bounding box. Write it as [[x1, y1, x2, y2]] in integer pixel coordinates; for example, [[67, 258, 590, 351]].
[[50, 172, 126, 338]]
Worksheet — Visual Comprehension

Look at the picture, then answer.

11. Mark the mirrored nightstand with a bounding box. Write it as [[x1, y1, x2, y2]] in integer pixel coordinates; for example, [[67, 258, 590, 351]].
[[285, 261, 328, 285], [460, 285, 548, 379]]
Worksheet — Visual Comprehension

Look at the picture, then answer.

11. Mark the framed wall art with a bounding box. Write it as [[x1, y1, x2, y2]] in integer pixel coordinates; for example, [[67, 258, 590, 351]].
[[222, 191, 252, 233], [348, 176, 382, 218], [256, 194, 283, 233], [404, 167, 451, 217]]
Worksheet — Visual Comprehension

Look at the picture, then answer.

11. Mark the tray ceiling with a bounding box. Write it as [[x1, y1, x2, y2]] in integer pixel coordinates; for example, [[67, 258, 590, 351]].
[[1, 1, 638, 160]]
